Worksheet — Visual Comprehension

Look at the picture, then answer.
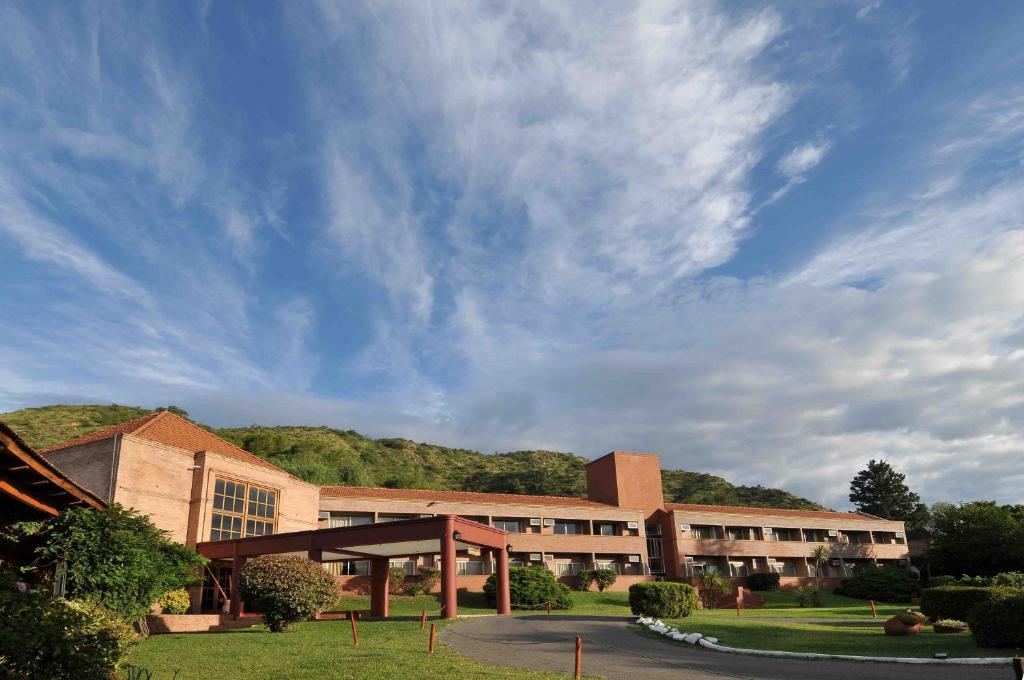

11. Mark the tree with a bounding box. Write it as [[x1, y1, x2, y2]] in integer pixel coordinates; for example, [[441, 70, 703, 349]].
[[593, 568, 618, 592], [849, 459, 930, 530], [155, 405, 190, 419], [928, 502, 1024, 576], [809, 544, 830, 605], [237, 555, 337, 632], [34, 504, 206, 621]]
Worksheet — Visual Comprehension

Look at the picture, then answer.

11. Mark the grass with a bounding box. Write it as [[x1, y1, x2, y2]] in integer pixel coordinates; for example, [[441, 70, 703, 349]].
[[332, 589, 635, 617], [696, 588, 907, 619], [654, 616, 1014, 658], [126, 619, 580, 679]]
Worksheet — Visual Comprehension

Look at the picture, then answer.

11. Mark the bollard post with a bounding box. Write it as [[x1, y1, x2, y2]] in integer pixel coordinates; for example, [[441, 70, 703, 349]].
[[421, 608, 427, 629], [574, 636, 582, 680], [869, 600, 877, 618], [429, 623, 437, 654], [736, 587, 743, 616], [349, 610, 359, 647], [1013, 657, 1023, 680], [547, 600, 552, 615]]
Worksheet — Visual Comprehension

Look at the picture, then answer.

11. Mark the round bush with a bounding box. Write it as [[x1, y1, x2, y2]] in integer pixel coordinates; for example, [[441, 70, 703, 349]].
[[919, 585, 1012, 622], [834, 567, 921, 602], [628, 582, 698, 618], [969, 595, 1024, 648], [238, 555, 338, 632], [0, 590, 138, 679], [483, 566, 572, 610], [747, 572, 781, 592], [158, 588, 191, 614]]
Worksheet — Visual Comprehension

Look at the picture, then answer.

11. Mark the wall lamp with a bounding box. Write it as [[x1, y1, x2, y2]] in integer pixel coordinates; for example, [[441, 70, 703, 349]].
[[452, 531, 462, 542]]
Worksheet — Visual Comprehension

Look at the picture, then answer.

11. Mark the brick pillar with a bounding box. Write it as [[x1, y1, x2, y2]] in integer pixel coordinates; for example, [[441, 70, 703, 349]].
[[441, 516, 457, 619], [496, 546, 511, 615], [371, 557, 390, 617], [229, 556, 245, 618]]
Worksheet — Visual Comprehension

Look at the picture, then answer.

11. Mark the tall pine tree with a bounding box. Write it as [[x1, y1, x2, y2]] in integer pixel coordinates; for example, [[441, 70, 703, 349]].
[[849, 459, 929, 530]]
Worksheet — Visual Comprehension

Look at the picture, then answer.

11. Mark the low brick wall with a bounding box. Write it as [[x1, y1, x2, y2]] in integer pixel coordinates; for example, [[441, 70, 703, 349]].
[[146, 614, 264, 634]]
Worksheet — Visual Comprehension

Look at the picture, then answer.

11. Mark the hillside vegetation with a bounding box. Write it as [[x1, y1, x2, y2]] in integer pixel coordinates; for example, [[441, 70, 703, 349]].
[[1, 404, 823, 509]]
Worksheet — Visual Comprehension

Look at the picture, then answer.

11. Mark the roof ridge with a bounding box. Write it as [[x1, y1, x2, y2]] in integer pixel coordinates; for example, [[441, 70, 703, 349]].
[[320, 484, 596, 502], [40, 411, 162, 453]]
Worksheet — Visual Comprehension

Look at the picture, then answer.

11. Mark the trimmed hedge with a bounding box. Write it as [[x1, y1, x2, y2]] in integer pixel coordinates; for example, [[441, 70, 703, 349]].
[[926, 575, 956, 588], [483, 567, 572, 610], [747, 572, 781, 592], [969, 594, 1024, 648], [834, 567, 920, 603], [919, 585, 1012, 622], [628, 582, 698, 618]]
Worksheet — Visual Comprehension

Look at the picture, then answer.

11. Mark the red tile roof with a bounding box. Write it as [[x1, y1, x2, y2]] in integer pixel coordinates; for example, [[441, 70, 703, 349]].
[[665, 502, 884, 522], [42, 411, 286, 474], [320, 485, 624, 509]]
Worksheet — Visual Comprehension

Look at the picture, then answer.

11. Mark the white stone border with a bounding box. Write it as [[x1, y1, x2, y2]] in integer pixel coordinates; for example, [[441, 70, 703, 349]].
[[634, 617, 1014, 666]]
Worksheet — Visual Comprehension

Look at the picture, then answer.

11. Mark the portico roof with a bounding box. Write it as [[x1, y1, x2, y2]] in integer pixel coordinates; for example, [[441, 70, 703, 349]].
[[196, 515, 510, 561]]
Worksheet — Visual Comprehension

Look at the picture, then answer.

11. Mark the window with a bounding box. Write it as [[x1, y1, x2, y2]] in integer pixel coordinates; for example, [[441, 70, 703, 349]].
[[771, 527, 802, 542], [325, 560, 370, 576], [555, 562, 584, 576], [328, 514, 372, 528], [493, 519, 521, 533], [594, 562, 621, 574], [595, 523, 617, 536], [553, 520, 580, 535], [725, 526, 755, 541], [690, 525, 718, 539], [210, 478, 277, 540], [390, 559, 417, 575], [456, 560, 485, 575]]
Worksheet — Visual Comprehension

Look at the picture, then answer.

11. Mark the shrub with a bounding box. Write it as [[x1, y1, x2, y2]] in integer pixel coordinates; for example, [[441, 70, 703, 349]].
[[794, 585, 813, 607], [893, 609, 927, 625], [0, 589, 138, 679], [593, 569, 618, 592], [834, 567, 920, 602], [747, 572, 781, 592], [388, 565, 407, 595], [576, 569, 596, 591], [969, 595, 1024, 648], [628, 582, 698, 618], [158, 588, 191, 614], [483, 567, 572, 610], [919, 585, 1012, 622], [34, 505, 206, 621], [697, 571, 731, 609], [958, 572, 1024, 589], [402, 567, 440, 595], [238, 555, 337, 632], [927, 575, 956, 588]]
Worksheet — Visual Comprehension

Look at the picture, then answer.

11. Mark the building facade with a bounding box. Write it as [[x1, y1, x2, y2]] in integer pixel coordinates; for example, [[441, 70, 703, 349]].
[[38, 414, 909, 607]]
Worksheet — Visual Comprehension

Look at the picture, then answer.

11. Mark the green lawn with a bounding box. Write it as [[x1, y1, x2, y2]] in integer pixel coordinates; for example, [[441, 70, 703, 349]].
[[654, 616, 1014, 658], [126, 619, 580, 679], [332, 589, 635, 617], [696, 588, 907, 619]]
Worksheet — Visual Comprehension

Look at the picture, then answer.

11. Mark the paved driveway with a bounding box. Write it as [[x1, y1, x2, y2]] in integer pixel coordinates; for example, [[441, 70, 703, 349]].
[[443, 615, 1011, 680]]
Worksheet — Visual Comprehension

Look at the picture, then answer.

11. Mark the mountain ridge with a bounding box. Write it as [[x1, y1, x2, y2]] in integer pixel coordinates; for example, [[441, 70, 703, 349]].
[[0, 404, 824, 510]]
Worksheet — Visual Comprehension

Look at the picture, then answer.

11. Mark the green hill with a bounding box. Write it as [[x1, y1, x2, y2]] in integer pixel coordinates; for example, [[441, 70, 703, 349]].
[[1, 404, 823, 509]]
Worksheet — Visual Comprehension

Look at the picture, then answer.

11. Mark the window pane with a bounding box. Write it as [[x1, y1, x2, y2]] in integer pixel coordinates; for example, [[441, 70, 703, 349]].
[[212, 514, 222, 529], [246, 519, 255, 535], [215, 479, 225, 495]]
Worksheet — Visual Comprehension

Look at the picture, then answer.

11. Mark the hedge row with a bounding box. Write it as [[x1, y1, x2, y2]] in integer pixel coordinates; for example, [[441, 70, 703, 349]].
[[919, 585, 1014, 622], [969, 594, 1024, 648], [834, 567, 920, 603]]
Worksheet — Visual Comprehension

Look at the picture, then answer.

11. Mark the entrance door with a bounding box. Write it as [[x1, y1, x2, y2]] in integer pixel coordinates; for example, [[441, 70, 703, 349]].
[[201, 566, 232, 612]]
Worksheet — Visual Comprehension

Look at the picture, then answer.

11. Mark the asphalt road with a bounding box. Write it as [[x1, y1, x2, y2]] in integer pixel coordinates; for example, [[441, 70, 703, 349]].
[[443, 615, 1012, 680]]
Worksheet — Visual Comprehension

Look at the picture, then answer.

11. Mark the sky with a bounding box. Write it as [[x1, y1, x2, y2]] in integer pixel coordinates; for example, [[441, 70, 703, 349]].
[[2, 1, 1023, 509]]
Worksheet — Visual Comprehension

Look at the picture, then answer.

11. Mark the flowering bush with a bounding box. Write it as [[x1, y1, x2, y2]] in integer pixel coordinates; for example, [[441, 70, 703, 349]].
[[238, 555, 337, 632], [158, 588, 191, 614]]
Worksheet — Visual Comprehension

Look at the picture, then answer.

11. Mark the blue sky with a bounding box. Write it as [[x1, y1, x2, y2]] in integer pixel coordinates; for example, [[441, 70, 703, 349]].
[[2, 1, 1023, 508]]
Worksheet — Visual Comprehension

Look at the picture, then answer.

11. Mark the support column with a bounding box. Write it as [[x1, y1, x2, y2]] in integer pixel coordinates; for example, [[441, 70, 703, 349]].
[[496, 546, 511, 615], [371, 557, 390, 618], [229, 555, 245, 618], [441, 516, 457, 619]]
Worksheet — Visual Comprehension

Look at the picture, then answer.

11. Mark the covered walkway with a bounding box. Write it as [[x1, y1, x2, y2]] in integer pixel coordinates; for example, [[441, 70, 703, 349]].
[[196, 515, 511, 619]]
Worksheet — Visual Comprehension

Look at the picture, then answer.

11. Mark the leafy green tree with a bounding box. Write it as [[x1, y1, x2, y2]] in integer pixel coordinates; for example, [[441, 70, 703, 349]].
[[592, 568, 618, 592], [34, 504, 206, 621], [928, 502, 1024, 576], [849, 459, 929, 530]]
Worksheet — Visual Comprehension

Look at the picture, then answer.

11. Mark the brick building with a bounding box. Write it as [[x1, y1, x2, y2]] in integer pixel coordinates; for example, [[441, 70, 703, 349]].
[[39, 414, 909, 609]]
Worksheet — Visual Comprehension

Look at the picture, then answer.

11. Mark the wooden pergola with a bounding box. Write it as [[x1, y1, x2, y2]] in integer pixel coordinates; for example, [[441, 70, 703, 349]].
[[196, 515, 511, 619]]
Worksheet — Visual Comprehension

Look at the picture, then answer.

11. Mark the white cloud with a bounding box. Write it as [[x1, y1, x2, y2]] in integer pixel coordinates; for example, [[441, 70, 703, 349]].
[[777, 141, 831, 179]]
